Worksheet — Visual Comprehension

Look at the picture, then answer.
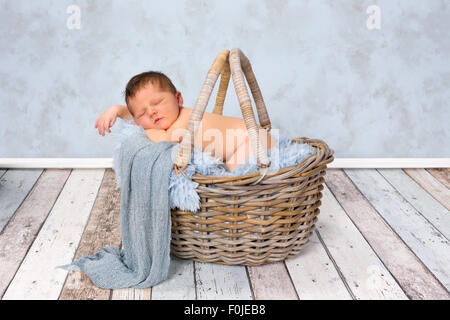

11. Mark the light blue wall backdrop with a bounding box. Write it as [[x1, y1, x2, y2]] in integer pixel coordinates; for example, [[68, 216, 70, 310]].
[[1, 0, 449, 158]]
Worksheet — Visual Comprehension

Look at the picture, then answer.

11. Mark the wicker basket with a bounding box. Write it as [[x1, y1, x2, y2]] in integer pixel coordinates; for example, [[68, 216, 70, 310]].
[[170, 48, 334, 266]]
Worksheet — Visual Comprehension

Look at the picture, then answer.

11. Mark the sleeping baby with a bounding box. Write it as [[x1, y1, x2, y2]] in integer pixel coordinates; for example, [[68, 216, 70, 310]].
[[95, 71, 275, 172]]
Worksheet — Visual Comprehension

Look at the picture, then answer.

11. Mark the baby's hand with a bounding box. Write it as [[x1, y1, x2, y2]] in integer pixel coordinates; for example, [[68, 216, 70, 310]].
[[94, 105, 120, 136]]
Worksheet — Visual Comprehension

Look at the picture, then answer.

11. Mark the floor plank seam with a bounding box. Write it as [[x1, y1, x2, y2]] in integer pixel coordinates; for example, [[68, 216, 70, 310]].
[[314, 229, 356, 300], [244, 266, 256, 300], [192, 261, 198, 301], [0, 169, 7, 179], [282, 261, 300, 300]]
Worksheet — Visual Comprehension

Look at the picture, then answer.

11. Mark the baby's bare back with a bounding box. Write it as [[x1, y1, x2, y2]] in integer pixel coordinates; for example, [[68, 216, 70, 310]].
[[168, 107, 273, 168]]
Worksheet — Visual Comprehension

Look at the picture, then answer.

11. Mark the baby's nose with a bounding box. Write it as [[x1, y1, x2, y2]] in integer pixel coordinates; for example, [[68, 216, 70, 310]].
[[146, 107, 157, 116]]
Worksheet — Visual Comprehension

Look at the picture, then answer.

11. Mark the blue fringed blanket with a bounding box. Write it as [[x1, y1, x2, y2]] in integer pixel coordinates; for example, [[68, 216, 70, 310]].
[[112, 118, 317, 213], [57, 133, 177, 289]]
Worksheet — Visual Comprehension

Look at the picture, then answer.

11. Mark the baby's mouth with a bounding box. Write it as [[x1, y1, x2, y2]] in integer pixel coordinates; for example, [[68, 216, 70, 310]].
[[154, 117, 162, 124]]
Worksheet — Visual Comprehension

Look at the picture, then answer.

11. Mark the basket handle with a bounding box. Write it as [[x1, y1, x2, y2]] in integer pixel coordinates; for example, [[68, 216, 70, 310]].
[[211, 51, 272, 130], [211, 52, 231, 115], [174, 48, 271, 173], [229, 48, 271, 168]]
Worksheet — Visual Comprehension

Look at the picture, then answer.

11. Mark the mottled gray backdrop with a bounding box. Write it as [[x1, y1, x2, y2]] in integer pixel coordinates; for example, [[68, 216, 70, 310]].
[[1, 0, 449, 158]]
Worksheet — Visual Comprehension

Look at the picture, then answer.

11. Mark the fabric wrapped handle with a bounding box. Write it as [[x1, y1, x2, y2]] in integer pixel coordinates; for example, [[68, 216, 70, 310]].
[[174, 48, 272, 175]]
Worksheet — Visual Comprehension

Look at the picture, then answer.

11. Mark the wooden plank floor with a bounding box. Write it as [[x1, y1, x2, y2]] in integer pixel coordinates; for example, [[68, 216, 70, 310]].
[[0, 168, 449, 300]]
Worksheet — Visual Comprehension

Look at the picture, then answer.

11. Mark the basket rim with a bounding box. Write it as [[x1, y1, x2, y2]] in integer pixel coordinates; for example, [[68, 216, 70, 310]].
[[189, 136, 334, 183]]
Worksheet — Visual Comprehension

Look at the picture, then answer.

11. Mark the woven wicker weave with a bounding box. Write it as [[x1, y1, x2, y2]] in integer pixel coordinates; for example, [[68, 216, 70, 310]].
[[170, 48, 334, 266]]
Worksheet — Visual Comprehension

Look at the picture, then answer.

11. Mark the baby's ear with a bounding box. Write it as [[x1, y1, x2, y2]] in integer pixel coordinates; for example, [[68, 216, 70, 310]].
[[176, 91, 183, 105]]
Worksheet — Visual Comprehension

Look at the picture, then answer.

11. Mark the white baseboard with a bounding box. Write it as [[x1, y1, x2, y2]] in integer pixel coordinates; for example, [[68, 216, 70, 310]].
[[0, 158, 449, 169]]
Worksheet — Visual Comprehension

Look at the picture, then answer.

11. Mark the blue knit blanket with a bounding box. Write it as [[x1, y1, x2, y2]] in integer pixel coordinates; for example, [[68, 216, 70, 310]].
[[57, 132, 177, 289]]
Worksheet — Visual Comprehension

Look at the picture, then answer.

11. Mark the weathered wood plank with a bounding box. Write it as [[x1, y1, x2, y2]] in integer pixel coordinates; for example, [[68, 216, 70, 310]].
[[111, 288, 151, 300], [345, 168, 450, 292], [403, 168, 450, 210], [317, 182, 408, 299], [0, 169, 43, 232], [0, 169, 71, 298], [2, 169, 104, 300], [426, 168, 450, 189], [378, 169, 450, 241], [195, 262, 253, 300], [326, 169, 450, 300], [285, 231, 352, 300], [151, 256, 196, 300], [59, 169, 121, 300], [247, 262, 298, 300]]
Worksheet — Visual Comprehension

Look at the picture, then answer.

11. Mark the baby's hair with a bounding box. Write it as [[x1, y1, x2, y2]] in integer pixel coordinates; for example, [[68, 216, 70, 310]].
[[123, 71, 178, 116]]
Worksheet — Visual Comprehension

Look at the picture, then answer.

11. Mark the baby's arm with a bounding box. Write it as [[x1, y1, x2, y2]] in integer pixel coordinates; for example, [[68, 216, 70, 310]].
[[95, 104, 132, 136], [145, 128, 169, 143], [116, 105, 133, 120], [146, 128, 184, 143]]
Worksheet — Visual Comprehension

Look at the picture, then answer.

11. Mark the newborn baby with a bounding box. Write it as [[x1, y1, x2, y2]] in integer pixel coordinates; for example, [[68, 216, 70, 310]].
[[95, 71, 275, 172]]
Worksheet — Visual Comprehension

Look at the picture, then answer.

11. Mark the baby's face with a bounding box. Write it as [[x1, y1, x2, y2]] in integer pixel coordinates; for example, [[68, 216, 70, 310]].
[[128, 83, 183, 130]]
